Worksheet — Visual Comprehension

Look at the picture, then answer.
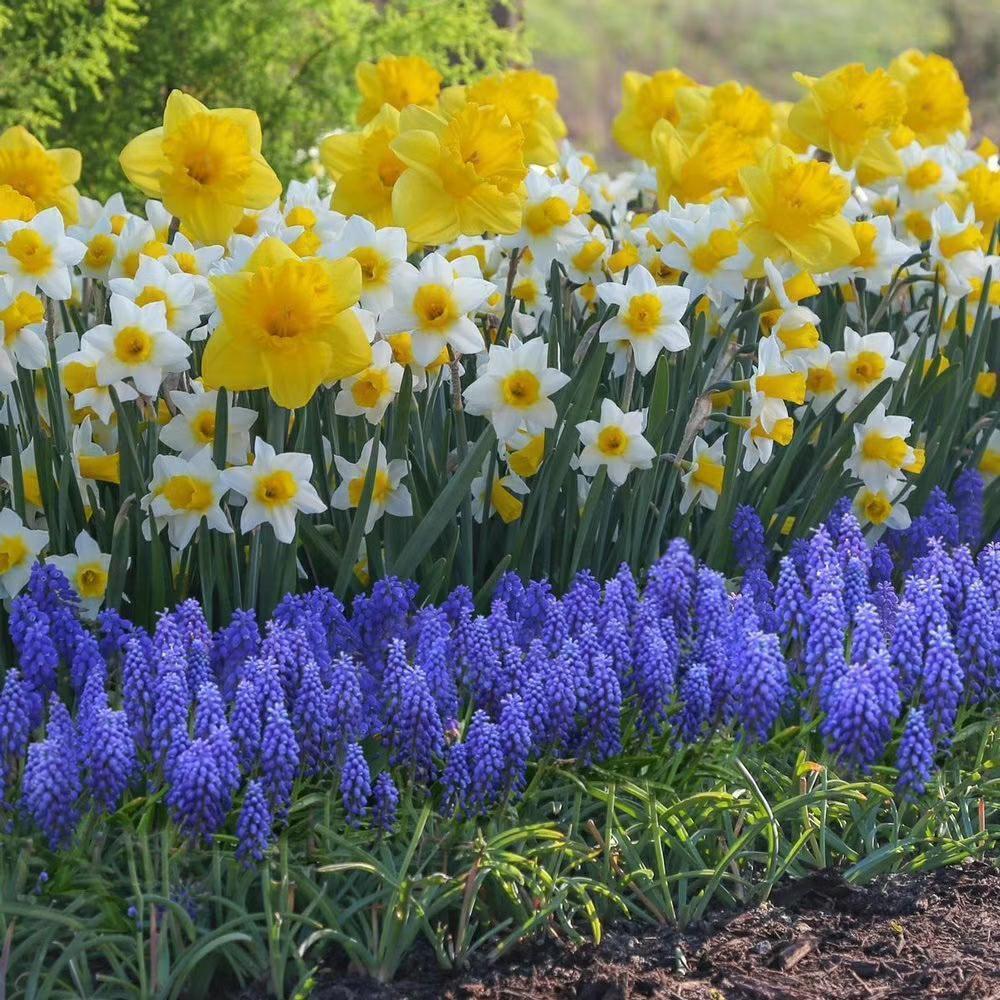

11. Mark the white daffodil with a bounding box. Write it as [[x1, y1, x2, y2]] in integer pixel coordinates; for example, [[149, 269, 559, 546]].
[[827, 215, 912, 289], [748, 334, 807, 433], [72, 417, 121, 492], [928, 202, 984, 293], [281, 177, 345, 256], [439, 236, 503, 281], [108, 256, 204, 336], [829, 327, 904, 413], [0, 440, 43, 513], [852, 479, 913, 537], [463, 338, 570, 440], [164, 232, 225, 280], [59, 334, 139, 424], [109, 216, 163, 280], [70, 214, 119, 280], [330, 438, 412, 532], [596, 265, 690, 375], [803, 342, 839, 411], [978, 428, 1000, 483], [321, 216, 407, 314], [379, 252, 495, 365], [0, 207, 85, 299], [222, 438, 326, 543], [47, 531, 112, 618], [508, 168, 587, 268], [740, 414, 795, 471], [82, 294, 190, 396], [0, 507, 47, 598], [680, 435, 726, 513], [143, 447, 233, 549], [334, 339, 403, 424], [562, 228, 612, 286], [0, 282, 48, 375], [471, 457, 529, 523], [160, 385, 257, 462], [576, 398, 656, 486], [845, 403, 918, 490]]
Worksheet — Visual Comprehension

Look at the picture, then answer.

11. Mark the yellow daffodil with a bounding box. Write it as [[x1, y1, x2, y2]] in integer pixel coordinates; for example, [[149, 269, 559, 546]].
[[613, 69, 697, 163], [0, 126, 81, 223], [788, 64, 905, 178], [652, 121, 756, 205], [203, 237, 370, 409], [321, 104, 405, 228], [889, 50, 971, 145], [675, 80, 774, 147], [355, 55, 442, 125], [119, 90, 281, 246], [739, 143, 859, 274], [390, 102, 527, 244]]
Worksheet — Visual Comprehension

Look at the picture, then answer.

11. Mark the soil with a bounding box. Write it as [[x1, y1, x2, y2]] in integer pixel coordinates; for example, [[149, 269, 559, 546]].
[[260, 859, 1000, 999]]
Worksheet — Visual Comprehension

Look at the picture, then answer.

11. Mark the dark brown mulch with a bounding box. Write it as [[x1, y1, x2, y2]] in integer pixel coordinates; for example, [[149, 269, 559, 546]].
[[254, 859, 1000, 999]]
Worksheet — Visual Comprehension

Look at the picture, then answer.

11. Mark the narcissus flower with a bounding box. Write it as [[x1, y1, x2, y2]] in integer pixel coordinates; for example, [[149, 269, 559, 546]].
[[222, 439, 326, 544], [853, 479, 912, 535], [355, 55, 442, 125], [390, 102, 527, 244], [144, 447, 232, 549], [0, 283, 48, 374], [108, 255, 204, 335], [119, 90, 282, 246], [0, 126, 81, 222], [59, 334, 138, 424], [463, 338, 570, 440], [471, 458, 528, 523], [652, 122, 756, 205], [788, 64, 905, 176], [845, 403, 917, 490], [596, 265, 691, 374], [334, 339, 404, 424], [748, 335, 806, 433], [613, 69, 698, 163], [47, 531, 112, 618], [203, 237, 370, 409], [889, 50, 970, 145], [0, 507, 47, 598], [830, 327, 904, 412], [577, 398, 656, 486], [675, 80, 774, 146], [160, 386, 256, 462], [379, 251, 494, 365], [680, 435, 726, 512], [827, 215, 912, 288], [321, 216, 407, 314], [0, 207, 85, 299], [740, 144, 858, 273], [82, 294, 190, 397], [330, 439, 412, 532]]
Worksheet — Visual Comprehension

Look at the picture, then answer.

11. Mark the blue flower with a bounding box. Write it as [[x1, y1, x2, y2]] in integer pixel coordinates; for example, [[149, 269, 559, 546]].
[[340, 742, 371, 827], [236, 778, 272, 866]]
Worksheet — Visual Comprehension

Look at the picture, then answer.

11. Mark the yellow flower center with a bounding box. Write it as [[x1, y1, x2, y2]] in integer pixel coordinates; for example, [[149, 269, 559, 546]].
[[776, 323, 819, 352], [412, 283, 459, 330], [490, 480, 523, 523], [622, 292, 663, 336], [285, 205, 317, 229], [5, 228, 53, 276], [162, 113, 253, 190], [0, 146, 63, 208], [114, 326, 154, 365], [938, 225, 982, 259], [23, 470, 43, 508], [121, 240, 168, 280], [135, 286, 177, 328], [597, 425, 629, 456], [234, 213, 259, 237], [975, 371, 997, 398], [851, 221, 880, 270], [571, 239, 606, 272], [290, 229, 322, 257], [500, 370, 542, 408], [161, 473, 215, 512], [246, 260, 342, 343], [351, 246, 389, 286], [761, 159, 849, 240], [348, 469, 392, 507], [193, 410, 216, 444], [173, 251, 199, 275], [693, 455, 725, 493], [76, 563, 108, 599], [903, 211, 932, 242], [524, 197, 572, 236], [511, 279, 538, 304], [862, 433, 910, 468], [980, 450, 1000, 478], [351, 368, 392, 408], [849, 350, 886, 385], [387, 332, 414, 366], [751, 417, 794, 445], [63, 360, 99, 394], [807, 365, 837, 393], [689, 228, 739, 274], [84, 233, 117, 271], [860, 490, 894, 524], [0, 291, 44, 344], [255, 469, 298, 507], [0, 534, 28, 574], [905, 161, 942, 191], [79, 453, 120, 484], [755, 372, 806, 403]]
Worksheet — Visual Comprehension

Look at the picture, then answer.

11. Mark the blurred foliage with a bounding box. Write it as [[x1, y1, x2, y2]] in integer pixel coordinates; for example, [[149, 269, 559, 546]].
[[527, 0, 1000, 162], [0, 0, 528, 200]]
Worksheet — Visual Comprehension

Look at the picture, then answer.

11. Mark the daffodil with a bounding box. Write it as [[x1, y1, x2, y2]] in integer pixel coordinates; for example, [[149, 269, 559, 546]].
[[788, 64, 905, 176], [960, 163, 1000, 233], [379, 251, 494, 365], [748, 334, 807, 432], [577, 398, 656, 486], [280, 178, 344, 257], [143, 447, 232, 549], [119, 90, 282, 246], [613, 69, 698, 163], [978, 428, 1000, 482], [0, 507, 46, 597], [852, 479, 912, 536], [0, 440, 43, 512], [59, 334, 138, 424], [203, 237, 370, 409], [470, 457, 529, 523], [680, 435, 726, 512], [72, 417, 121, 488], [108, 255, 204, 335], [928, 203, 984, 292], [889, 50, 970, 146], [845, 403, 916, 490], [0, 126, 81, 222], [830, 327, 904, 412], [596, 265, 691, 375], [740, 144, 858, 274], [160, 386, 256, 462], [390, 102, 527, 244], [0, 282, 48, 374], [0, 207, 85, 299], [82, 294, 190, 397], [334, 339, 404, 424], [738, 414, 795, 471], [330, 439, 412, 532], [652, 122, 756, 205], [321, 216, 407, 314], [675, 80, 774, 147], [355, 55, 442, 125], [827, 215, 913, 288], [464, 338, 570, 440], [47, 531, 112, 618]]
